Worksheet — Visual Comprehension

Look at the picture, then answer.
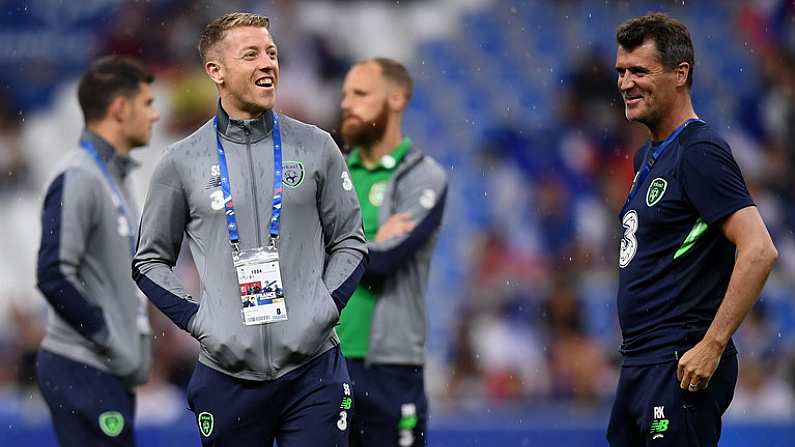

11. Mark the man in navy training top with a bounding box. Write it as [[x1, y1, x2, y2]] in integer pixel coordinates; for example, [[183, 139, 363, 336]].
[[607, 13, 778, 447]]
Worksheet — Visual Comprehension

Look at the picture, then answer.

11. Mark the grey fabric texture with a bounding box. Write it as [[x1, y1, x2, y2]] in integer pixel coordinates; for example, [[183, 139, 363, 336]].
[[133, 107, 367, 381], [365, 149, 448, 366], [38, 130, 152, 388]]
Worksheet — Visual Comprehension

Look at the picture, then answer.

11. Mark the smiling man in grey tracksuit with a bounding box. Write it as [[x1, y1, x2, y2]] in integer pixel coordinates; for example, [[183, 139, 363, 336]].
[[338, 58, 447, 447], [36, 56, 159, 446], [132, 12, 367, 447]]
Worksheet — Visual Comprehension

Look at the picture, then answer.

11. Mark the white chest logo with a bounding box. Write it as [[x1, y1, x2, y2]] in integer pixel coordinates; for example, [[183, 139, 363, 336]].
[[619, 210, 639, 268], [646, 178, 668, 207], [210, 190, 225, 210]]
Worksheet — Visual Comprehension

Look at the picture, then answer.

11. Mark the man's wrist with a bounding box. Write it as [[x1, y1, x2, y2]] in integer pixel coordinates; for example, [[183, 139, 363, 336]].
[[702, 332, 729, 351]]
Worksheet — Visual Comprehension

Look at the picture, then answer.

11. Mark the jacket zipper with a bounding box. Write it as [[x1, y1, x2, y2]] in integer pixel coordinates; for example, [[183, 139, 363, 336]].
[[243, 124, 271, 376], [243, 126, 262, 246]]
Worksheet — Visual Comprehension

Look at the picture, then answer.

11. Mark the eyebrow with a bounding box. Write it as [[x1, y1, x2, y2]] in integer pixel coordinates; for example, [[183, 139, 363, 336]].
[[616, 65, 650, 74]]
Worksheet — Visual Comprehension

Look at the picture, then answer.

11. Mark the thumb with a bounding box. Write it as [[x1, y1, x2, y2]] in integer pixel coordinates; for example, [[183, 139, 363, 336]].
[[676, 359, 684, 381]]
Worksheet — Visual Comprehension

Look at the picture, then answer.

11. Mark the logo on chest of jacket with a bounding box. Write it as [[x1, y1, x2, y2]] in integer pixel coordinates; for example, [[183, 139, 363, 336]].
[[369, 182, 387, 206], [205, 164, 222, 190], [646, 178, 668, 207], [283, 161, 304, 188]]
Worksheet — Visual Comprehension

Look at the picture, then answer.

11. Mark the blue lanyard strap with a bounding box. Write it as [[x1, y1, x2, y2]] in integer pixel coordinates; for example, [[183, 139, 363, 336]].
[[621, 118, 704, 216], [213, 112, 283, 251], [271, 114, 283, 241], [79, 140, 136, 255]]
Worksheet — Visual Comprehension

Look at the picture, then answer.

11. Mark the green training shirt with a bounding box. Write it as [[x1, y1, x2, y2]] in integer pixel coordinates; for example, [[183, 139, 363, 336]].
[[338, 137, 411, 358]]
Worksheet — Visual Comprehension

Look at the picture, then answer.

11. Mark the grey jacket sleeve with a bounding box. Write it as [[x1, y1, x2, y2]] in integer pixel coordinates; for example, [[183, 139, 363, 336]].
[[132, 153, 198, 331], [367, 159, 448, 276], [36, 170, 108, 343], [317, 133, 368, 310]]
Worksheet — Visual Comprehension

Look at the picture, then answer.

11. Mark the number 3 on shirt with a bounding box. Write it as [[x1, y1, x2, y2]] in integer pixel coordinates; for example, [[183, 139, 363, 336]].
[[619, 210, 638, 268]]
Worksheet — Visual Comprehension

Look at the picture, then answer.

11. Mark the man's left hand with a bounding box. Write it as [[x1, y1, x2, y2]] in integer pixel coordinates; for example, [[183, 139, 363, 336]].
[[676, 338, 725, 392]]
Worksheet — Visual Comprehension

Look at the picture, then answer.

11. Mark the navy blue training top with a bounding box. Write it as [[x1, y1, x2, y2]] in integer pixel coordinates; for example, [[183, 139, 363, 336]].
[[617, 121, 754, 366]]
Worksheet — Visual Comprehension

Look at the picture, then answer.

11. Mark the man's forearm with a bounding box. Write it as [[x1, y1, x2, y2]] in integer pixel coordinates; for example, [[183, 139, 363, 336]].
[[704, 241, 777, 348]]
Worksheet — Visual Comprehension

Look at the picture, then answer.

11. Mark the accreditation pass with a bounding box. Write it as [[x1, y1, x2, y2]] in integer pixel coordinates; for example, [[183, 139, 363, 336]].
[[234, 246, 288, 325]]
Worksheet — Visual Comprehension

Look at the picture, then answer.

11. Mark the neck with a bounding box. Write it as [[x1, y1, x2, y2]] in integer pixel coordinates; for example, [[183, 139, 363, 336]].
[[220, 95, 265, 121], [87, 122, 131, 157], [359, 121, 403, 169], [649, 94, 698, 141]]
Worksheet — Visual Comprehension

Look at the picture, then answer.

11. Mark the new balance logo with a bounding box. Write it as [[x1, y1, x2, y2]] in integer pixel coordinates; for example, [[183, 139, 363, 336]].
[[650, 405, 669, 440]]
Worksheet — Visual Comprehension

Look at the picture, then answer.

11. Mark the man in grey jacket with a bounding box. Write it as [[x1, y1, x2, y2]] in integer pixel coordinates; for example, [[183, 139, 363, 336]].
[[132, 12, 367, 446], [338, 58, 447, 447], [36, 56, 158, 446]]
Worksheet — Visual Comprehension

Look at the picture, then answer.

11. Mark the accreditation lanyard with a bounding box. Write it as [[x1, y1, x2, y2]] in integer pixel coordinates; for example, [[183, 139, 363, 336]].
[[79, 140, 136, 256], [620, 118, 704, 217], [213, 112, 283, 253]]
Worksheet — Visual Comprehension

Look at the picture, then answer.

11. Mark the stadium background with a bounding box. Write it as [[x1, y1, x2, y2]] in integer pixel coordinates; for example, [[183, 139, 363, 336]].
[[0, 0, 793, 445]]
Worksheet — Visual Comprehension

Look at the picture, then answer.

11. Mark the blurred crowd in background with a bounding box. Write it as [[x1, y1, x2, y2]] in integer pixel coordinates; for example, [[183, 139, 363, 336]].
[[0, 0, 794, 429]]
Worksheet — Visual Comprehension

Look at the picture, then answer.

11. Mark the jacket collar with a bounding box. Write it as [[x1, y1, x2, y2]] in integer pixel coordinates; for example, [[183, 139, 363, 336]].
[[215, 101, 274, 144], [393, 146, 424, 179], [80, 129, 138, 179], [348, 137, 413, 171]]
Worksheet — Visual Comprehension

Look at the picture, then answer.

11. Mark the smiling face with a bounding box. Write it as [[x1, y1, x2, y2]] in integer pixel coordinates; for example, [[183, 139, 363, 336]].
[[205, 26, 279, 118], [615, 39, 681, 130]]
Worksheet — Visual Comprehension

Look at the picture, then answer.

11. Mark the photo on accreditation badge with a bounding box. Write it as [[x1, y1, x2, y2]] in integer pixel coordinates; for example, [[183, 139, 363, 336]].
[[238, 268, 287, 324]]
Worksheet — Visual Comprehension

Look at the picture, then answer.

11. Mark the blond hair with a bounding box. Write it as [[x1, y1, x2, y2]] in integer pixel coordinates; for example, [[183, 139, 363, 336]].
[[198, 12, 270, 63]]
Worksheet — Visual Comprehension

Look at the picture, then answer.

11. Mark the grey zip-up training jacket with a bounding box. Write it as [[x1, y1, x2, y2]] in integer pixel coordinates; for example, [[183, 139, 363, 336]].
[[361, 148, 447, 366], [37, 130, 152, 387], [133, 106, 367, 381]]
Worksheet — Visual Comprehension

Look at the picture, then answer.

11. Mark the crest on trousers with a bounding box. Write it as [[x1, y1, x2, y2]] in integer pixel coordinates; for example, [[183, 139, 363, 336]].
[[283, 161, 305, 188], [198, 412, 214, 437], [98, 411, 124, 437], [646, 178, 668, 207]]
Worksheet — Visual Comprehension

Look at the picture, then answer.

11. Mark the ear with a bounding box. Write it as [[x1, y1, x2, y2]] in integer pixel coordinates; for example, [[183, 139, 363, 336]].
[[205, 59, 224, 86], [107, 95, 130, 123], [674, 62, 690, 88], [386, 87, 407, 113]]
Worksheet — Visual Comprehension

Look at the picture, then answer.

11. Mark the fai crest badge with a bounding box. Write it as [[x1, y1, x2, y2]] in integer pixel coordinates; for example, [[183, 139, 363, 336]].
[[198, 412, 214, 437], [369, 182, 386, 206], [646, 178, 668, 207], [98, 411, 124, 437], [283, 161, 305, 188]]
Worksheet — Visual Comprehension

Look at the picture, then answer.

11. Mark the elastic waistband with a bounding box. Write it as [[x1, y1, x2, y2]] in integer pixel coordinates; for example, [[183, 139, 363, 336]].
[[621, 342, 737, 367]]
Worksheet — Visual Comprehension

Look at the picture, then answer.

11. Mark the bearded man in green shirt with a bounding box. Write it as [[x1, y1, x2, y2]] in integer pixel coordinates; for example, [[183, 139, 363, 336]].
[[338, 58, 448, 447]]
